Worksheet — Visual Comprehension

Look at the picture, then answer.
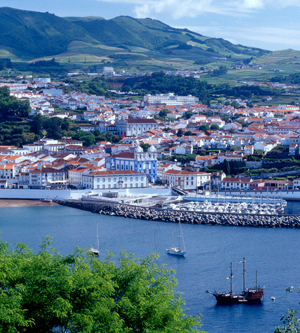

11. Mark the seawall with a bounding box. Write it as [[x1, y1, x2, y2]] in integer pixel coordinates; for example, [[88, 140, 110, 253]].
[[54, 199, 300, 228]]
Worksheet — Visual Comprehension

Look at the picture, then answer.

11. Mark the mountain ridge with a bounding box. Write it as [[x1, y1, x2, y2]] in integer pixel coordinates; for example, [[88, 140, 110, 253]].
[[0, 7, 270, 63]]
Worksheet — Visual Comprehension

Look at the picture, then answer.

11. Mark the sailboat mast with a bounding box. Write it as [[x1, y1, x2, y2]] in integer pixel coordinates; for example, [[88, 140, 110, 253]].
[[242, 257, 246, 293], [256, 270, 258, 290], [96, 224, 99, 250], [230, 262, 233, 296]]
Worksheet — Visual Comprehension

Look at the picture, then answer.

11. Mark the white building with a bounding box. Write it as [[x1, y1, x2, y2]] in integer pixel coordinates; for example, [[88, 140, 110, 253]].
[[162, 170, 211, 190], [103, 67, 115, 77], [144, 93, 199, 106], [82, 170, 148, 189], [28, 167, 66, 189], [221, 178, 253, 190]]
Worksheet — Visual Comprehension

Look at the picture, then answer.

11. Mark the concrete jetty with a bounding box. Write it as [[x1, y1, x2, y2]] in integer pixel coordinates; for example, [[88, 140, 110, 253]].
[[54, 199, 300, 228]]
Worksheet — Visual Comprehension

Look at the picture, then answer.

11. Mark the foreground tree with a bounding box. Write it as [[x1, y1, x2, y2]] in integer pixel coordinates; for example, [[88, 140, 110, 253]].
[[0, 237, 204, 333], [275, 287, 300, 332]]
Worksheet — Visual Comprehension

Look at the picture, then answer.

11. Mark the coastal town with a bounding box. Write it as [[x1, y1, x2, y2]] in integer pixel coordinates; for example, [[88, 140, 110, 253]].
[[1, 73, 300, 197]]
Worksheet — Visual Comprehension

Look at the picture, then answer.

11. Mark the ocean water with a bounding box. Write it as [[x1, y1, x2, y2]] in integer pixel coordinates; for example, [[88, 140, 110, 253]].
[[1, 202, 300, 333]]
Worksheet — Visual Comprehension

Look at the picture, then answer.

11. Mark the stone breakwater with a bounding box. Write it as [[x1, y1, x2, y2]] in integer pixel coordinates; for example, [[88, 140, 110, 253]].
[[54, 199, 300, 228]]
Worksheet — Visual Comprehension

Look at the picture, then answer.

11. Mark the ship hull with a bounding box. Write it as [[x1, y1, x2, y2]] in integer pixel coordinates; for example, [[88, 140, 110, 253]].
[[214, 290, 263, 304]]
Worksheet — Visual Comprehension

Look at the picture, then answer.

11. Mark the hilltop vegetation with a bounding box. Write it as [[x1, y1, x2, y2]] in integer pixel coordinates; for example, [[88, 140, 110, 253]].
[[0, 7, 269, 69]]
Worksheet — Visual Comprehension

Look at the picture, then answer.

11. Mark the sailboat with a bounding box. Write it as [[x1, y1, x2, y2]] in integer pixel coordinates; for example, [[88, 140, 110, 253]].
[[166, 215, 186, 256], [206, 257, 264, 303], [90, 224, 99, 257]]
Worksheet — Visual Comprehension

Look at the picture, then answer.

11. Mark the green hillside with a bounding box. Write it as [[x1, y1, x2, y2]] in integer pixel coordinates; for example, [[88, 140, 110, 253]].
[[0, 7, 97, 59], [0, 7, 270, 64]]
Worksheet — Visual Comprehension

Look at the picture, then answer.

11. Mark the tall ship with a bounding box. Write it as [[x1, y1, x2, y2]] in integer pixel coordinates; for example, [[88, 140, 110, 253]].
[[207, 258, 264, 304]]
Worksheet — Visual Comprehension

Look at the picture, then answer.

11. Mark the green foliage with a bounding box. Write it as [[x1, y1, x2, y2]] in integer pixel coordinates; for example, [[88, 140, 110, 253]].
[[248, 155, 262, 161], [177, 128, 184, 137], [158, 108, 171, 118], [140, 143, 151, 152], [184, 130, 193, 136], [95, 131, 121, 144], [0, 58, 12, 70], [275, 309, 300, 333], [199, 124, 210, 132], [271, 72, 300, 85], [166, 154, 197, 164], [121, 85, 131, 93], [0, 237, 204, 333], [74, 131, 95, 146], [30, 58, 60, 68], [206, 160, 246, 176], [0, 87, 30, 119], [210, 124, 219, 130], [211, 66, 228, 77], [88, 78, 109, 96], [275, 287, 300, 333], [184, 111, 194, 119], [225, 159, 231, 175]]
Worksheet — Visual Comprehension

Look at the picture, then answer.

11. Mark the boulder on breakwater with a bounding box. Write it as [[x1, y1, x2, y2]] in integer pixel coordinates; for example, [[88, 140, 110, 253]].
[[54, 199, 300, 228]]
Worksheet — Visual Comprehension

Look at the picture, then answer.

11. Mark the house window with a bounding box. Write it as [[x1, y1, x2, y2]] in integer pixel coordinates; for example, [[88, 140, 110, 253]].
[[136, 183, 138, 187], [102, 185, 105, 189]]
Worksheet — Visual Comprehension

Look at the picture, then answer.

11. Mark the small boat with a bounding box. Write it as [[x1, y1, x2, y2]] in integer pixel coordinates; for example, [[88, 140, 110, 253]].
[[166, 215, 186, 256], [207, 258, 264, 304], [90, 224, 99, 257]]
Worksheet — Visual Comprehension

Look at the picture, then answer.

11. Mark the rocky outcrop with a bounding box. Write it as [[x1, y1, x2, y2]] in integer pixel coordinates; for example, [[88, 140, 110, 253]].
[[54, 199, 300, 228]]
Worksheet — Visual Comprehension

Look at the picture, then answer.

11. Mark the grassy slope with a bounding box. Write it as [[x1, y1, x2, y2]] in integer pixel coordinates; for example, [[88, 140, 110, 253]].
[[5, 7, 300, 83], [0, 7, 97, 59]]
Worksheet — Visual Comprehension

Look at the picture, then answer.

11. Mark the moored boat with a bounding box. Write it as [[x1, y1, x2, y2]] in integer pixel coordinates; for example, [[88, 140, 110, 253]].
[[207, 258, 264, 304], [166, 215, 186, 257]]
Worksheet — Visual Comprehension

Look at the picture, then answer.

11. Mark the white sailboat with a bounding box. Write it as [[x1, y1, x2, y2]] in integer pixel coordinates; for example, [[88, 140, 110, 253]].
[[90, 224, 99, 257], [166, 215, 186, 256]]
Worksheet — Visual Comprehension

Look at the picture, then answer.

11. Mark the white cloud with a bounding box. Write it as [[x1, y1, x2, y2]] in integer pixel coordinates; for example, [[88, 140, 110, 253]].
[[179, 25, 300, 50], [128, 0, 300, 18]]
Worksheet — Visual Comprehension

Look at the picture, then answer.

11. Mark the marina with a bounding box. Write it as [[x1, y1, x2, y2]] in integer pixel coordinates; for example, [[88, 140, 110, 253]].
[[0, 204, 300, 333], [166, 200, 286, 214]]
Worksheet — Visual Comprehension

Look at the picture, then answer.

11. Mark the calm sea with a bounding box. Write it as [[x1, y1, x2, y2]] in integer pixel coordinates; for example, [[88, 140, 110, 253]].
[[1, 201, 300, 333]]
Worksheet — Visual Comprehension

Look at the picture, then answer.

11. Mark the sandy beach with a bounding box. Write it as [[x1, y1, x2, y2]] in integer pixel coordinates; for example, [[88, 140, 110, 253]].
[[0, 199, 58, 208]]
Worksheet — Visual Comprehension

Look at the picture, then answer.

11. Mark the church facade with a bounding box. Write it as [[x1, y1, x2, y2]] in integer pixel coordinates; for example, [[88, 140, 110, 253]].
[[105, 146, 157, 183]]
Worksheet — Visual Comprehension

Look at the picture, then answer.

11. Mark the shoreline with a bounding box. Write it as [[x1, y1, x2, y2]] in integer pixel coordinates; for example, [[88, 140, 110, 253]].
[[0, 199, 58, 208]]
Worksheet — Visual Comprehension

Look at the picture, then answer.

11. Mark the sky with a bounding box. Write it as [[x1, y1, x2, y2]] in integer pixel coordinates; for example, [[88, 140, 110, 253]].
[[2, 0, 300, 51]]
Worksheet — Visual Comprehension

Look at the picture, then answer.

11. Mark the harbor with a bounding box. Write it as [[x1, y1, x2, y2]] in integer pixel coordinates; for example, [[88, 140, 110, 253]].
[[54, 199, 300, 228]]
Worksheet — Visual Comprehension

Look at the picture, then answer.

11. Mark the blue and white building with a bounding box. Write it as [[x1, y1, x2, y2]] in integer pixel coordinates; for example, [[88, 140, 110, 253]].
[[105, 146, 157, 182]]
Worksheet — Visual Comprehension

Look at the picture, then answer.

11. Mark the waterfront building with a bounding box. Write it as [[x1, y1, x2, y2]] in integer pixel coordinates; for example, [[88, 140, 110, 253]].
[[221, 178, 253, 190], [68, 168, 94, 187], [162, 170, 211, 190], [82, 170, 148, 189], [105, 146, 157, 182], [28, 167, 66, 189]]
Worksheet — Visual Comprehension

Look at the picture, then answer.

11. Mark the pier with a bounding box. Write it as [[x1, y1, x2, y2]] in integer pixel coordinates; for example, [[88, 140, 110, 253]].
[[54, 199, 300, 228]]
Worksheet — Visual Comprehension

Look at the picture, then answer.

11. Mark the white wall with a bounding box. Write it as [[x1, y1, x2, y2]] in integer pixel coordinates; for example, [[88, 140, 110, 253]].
[[0, 187, 172, 200]]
